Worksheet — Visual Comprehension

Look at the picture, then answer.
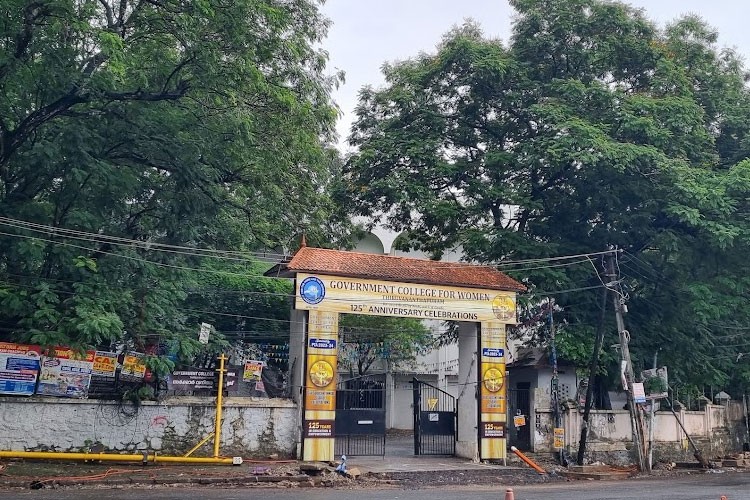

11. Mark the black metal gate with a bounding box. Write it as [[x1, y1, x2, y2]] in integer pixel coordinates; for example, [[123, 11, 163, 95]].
[[412, 378, 457, 455], [334, 375, 386, 456]]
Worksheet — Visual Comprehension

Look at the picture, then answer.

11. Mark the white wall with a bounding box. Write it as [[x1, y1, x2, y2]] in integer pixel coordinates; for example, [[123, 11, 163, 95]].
[[0, 397, 297, 456]]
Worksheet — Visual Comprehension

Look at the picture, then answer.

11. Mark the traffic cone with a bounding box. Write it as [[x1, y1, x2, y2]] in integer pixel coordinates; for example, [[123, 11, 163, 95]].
[[505, 488, 515, 500]]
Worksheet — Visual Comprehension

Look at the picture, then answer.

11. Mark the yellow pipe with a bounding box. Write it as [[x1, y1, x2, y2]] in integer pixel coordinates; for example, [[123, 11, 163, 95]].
[[184, 432, 215, 457], [0, 451, 237, 464], [213, 353, 227, 458]]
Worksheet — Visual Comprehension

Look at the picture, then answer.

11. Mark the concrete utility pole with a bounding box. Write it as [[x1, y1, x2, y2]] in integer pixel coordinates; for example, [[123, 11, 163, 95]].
[[608, 254, 647, 472]]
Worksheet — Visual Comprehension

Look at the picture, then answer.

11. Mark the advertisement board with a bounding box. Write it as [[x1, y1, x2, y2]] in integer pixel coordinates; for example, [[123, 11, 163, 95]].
[[37, 348, 94, 398], [92, 351, 118, 378], [121, 351, 147, 381], [0, 342, 41, 395]]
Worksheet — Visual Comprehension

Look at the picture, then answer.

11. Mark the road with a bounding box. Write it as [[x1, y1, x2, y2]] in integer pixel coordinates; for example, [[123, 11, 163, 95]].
[[0, 472, 747, 500]]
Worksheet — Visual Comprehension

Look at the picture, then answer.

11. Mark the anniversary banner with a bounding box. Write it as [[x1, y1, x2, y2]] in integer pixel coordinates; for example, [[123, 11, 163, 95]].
[[295, 273, 517, 324]]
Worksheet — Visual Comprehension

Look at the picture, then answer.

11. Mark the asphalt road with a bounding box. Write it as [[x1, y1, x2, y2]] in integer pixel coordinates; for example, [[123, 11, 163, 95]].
[[0, 472, 748, 500]]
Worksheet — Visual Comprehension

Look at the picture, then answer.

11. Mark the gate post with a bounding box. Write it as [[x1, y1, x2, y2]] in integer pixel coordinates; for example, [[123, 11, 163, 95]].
[[301, 310, 339, 461], [456, 322, 479, 459]]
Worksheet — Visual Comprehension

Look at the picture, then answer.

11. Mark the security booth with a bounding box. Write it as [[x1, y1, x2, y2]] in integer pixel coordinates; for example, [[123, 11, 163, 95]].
[[266, 246, 525, 462]]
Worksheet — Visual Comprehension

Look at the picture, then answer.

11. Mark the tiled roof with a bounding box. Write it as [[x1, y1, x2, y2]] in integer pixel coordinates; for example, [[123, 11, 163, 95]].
[[267, 247, 526, 292]]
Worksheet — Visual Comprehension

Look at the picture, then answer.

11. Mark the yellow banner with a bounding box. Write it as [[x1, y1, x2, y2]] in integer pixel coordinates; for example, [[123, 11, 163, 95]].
[[479, 321, 507, 460], [295, 274, 517, 324], [303, 310, 339, 462]]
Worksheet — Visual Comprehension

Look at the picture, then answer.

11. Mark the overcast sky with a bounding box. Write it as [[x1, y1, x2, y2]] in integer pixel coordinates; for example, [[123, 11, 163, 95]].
[[321, 0, 750, 149]]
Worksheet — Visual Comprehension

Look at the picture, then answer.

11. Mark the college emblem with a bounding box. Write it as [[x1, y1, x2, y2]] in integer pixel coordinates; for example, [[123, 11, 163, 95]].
[[300, 276, 325, 305], [483, 367, 505, 393], [492, 295, 516, 321], [309, 360, 334, 387]]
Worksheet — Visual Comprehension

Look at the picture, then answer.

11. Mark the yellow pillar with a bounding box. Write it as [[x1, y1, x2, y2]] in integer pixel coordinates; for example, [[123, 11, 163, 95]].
[[302, 310, 339, 461], [479, 321, 507, 460]]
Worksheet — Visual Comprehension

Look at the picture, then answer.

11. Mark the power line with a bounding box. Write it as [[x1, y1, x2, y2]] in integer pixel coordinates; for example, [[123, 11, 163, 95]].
[[0, 231, 293, 281], [0, 215, 618, 271], [0, 216, 289, 261]]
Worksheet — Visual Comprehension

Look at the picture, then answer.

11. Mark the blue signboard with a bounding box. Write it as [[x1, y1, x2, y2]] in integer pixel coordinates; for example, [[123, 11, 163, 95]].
[[482, 348, 505, 358], [309, 338, 337, 350], [0, 343, 41, 396]]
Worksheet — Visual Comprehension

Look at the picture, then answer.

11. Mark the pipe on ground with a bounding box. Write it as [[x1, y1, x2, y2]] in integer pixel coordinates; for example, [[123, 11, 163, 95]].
[[510, 446, 547, 474]]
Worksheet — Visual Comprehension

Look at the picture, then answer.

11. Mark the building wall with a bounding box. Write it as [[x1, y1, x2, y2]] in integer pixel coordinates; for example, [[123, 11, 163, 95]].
[[532, 404, 745, 464], [0, 397, 297, 457]]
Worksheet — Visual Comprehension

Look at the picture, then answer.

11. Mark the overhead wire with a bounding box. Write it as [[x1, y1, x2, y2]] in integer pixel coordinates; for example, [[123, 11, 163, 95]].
[[0, 216, 289, 261], [0, 215, 618, 271]]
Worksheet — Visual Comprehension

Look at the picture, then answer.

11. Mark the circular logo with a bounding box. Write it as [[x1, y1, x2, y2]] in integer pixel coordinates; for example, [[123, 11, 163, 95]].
[[483, 367, 505, 393], [309, 360, 334, 387], [300, 276, 325, 305], [492, 295, 516, 321]]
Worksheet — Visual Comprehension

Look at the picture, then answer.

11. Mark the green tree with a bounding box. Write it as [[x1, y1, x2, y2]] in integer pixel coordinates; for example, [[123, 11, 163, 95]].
[[338, 314, 433, 377], [0, 0, 343, 364], [343, 0, 750, 393]]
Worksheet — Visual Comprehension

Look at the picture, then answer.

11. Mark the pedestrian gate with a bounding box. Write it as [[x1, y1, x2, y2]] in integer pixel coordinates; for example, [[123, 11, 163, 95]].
[[334, 375, 386, 456], [412, 378, 457, 455]]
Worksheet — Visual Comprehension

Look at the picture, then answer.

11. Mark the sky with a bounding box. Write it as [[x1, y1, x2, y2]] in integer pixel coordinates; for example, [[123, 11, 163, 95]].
[[321, 0, 750, 149]]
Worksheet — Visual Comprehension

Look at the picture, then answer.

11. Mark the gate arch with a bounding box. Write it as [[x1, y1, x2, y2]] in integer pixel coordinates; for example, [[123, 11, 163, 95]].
[[266, 246, 525, 462]]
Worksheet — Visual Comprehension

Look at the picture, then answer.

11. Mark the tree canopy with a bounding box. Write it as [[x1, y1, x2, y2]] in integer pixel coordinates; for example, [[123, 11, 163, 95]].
[[343, 0, 750, 395], [0, 0, 344, 367]]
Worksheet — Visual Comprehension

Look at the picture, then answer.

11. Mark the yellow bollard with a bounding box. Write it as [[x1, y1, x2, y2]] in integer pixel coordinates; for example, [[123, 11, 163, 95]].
[[213, 353, 227, 458]]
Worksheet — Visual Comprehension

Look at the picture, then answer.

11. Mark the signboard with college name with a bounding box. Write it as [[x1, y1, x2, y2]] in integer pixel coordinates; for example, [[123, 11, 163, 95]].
[[295, 273, 517, 324], [37, 348, 94, 398], [0, 342, 41, 395]]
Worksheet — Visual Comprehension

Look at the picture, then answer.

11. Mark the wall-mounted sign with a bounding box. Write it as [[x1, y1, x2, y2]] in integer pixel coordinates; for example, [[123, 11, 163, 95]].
[[121, 352, 146, 380], [243, 360, 264, 382], [554, 428, 565, 449], [37, 348, 94, 398], [0, 343, 41, 396], [92, 351, 118, 378]]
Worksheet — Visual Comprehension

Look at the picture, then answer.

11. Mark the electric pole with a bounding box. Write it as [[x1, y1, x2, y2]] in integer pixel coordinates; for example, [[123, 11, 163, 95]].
[[609, 253, 647, 472]]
